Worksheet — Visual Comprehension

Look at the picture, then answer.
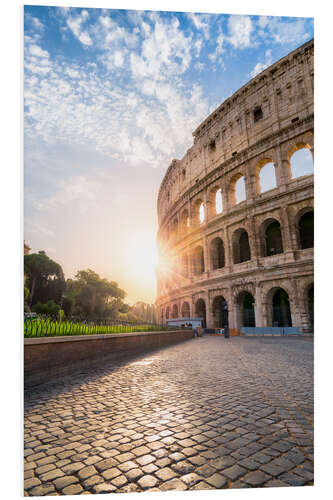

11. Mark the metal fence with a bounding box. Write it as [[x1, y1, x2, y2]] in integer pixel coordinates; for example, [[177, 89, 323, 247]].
[[24, 315, 186, 338]]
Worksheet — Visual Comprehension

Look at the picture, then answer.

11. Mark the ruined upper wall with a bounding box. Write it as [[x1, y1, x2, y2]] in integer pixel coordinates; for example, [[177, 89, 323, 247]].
[[157, 39, 314, 224]]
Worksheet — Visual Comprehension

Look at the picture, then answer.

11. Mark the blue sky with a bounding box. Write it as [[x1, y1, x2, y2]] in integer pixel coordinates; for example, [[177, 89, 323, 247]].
[[24, 5, 314, 303]]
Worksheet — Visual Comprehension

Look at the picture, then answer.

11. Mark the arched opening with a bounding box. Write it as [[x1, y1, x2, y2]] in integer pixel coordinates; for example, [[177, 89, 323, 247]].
[[199, 202, 205, 224], [236, 292, 255, 328], [181, 301, 190, 318], [215, 188, 223, 214], [172, 304, 178, 319], [307, 284, 314, 331], [195, 298, 206, 328], [210, 237, 225, 269], [299, 211, 314, 249], [263, 219, 283, 256], [161, 309, 164, 325], [233, 228, 251, 264], [272, 288, 292, 327], [180, 209, 190, 234], [193, 246, 205, 275], [193, 199, 204, 226], [258, 162, 277, 193], [230, 174, 246, 206], [290, 147, 314, 179], [165, 307, 170, 320], [235, 176, 246, 204], [209, 187, 223, 217], [212, 296, 228, 328], [172, 218, 178, 239]]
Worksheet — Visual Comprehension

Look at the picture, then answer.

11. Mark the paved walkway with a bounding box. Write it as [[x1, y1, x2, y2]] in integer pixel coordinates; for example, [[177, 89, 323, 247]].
[[24, 336, 314, 495]]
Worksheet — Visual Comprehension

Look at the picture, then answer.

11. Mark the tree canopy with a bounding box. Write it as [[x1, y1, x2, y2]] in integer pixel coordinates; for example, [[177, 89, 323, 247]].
[[24, 251, 65, 307], [65, 269, 126, 318]]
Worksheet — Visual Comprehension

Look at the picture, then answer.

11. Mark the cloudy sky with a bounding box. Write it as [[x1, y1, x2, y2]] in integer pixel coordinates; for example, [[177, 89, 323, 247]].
[[24, 4, 314, 304]]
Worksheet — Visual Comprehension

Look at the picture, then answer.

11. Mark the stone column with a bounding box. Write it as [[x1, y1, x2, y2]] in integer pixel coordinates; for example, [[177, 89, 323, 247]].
[[279, 206, 296, 261], [222, 228, 231, 271], [275, 144, 291, 187], [248, 217, 260, 265], [245, 167, 256, 201], [289, 280, 302, 328], [225, 226, 234, 273], [205, 290, 213, 329], [204, 235, 210, 274], [227, 288, 237, 330], [254, 285, 265, 327]]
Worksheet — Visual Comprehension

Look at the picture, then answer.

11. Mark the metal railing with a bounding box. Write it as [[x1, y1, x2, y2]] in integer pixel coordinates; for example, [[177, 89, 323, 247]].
[[24, 315, 187, 338]]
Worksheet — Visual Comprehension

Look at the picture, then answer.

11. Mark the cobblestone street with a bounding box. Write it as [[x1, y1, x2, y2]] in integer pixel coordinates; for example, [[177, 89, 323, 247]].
[[24, 336, 314, 495]]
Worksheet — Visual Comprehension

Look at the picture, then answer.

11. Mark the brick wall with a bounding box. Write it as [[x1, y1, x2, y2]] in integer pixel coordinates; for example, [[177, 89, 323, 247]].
[[24, 330, 193, 387]]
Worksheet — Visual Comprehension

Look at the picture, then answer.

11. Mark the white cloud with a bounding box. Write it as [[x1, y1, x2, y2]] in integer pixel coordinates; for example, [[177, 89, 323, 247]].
[[66, 10, 92, 46], [29, 44, 49, 58], [250, 49, 273, 78], [24, 12, 210, 170], [186, 12, 210, 39], [228, 15, 254, 49], [257, 17, 311, 45], [209, 32, 225, 63], [258, 16, 268, 29]]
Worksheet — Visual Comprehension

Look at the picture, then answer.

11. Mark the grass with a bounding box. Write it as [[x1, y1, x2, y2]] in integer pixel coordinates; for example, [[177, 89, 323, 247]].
[[24, 318, 180, 338]]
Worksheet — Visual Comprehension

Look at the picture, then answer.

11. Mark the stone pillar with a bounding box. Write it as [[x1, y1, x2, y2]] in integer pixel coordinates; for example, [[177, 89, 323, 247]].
[[205, 290, 213, 329], [245, 167, 256, 201], [279, 206, 296, 261], [289, 280, 302, 328], [227, 289, 237, 330], [248, 217, 260, 265], [202, 235, 210, 277], [275, 145, 291, 187], [222, 228, 231, 271], [225, 226, 234, 272], [254, 285, 265, 327]]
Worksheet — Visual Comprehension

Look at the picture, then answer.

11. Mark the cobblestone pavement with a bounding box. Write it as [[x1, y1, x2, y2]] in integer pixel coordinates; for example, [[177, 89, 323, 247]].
[[24, 336, 314, 495]]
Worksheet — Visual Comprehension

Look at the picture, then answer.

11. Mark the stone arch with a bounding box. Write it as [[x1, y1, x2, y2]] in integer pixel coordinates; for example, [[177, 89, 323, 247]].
[[209, 185, 223, 216], [259, 218, 284, 257], [181, 301, 190, 318], [172, 303, 178, 319], [235, 291, 256, 328], [232, 228, 251, 264], [229, 173, 246, 206], [171, 218, 178, 241], [210, 237, 225, 269], [212, 295, 229, 328], [287, 142, 314, 179], [193, 245, 205, 275], [297, 209, 314, 249], [192, 198, 205, 226], [195, 298, 206, 328], [180, 208, 190, 234], [266, 287, 292, 327], [256, 158, 277, 193]]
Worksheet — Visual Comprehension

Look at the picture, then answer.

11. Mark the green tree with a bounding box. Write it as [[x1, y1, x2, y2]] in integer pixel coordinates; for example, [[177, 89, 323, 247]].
[[24, 251, 65, 306], [68, 269, 126, 319], [32, 299, 61, 316]]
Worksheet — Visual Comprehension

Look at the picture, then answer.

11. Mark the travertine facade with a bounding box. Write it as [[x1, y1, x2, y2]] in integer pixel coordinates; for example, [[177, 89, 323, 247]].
[[156, 39, 314, 333]]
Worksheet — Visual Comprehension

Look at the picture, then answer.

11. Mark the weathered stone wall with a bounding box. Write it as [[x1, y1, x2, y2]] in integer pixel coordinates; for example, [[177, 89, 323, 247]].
[[25, 330, 194, 386], [156, 39, 314, 333]]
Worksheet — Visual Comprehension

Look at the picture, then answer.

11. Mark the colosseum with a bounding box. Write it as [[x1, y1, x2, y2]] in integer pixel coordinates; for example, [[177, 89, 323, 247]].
[[156, 39, 314, 334]]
